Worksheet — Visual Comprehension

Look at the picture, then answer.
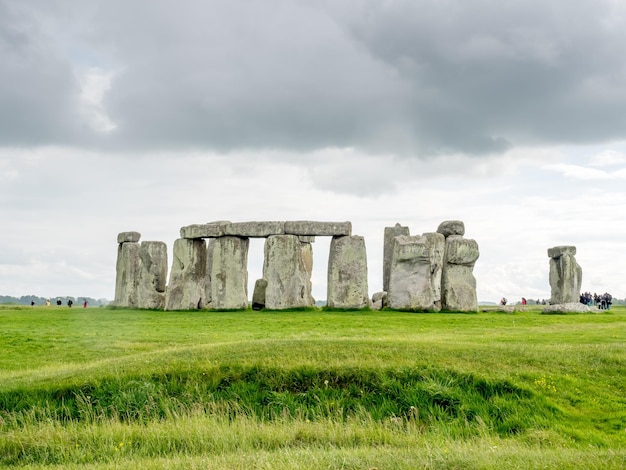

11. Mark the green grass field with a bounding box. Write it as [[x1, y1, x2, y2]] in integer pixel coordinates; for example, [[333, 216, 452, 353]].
[[0, 305, 624, 469]]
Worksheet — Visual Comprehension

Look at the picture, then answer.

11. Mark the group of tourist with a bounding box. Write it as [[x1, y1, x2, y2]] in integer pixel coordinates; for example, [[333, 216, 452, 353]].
[[580, 292, 613, 309]]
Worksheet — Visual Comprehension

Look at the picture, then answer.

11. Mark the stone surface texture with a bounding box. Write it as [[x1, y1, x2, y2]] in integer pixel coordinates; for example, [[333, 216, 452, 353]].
[[284, 221, 351, 236], [223, 221, 285, 238], [327, 235, 369, 309], [436, 220, 465, 238], [388, 235, 438, 311], [422, 232, 446, 308], [441, 236, 479, 312], [548, 246, 582, 304], [263, 235, 315, 309], [180, 221, 231, 239], [252, 279, 268, 310], [136, 241, 168, 309], [383, 224, 410, 293], [206, 236, 249, 309], [543, 302, 590, 314], [113, 241, 141, 307], [165, 238, 207, 310], [117, 231, 141, 244]]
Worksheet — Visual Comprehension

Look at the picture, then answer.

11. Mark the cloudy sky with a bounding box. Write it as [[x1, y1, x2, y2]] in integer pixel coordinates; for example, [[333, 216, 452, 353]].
[[2, 0, 626, 303]]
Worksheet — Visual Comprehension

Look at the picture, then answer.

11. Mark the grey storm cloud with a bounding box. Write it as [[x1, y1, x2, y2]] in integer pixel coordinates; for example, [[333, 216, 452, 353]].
[[2, 0, 626, 156]]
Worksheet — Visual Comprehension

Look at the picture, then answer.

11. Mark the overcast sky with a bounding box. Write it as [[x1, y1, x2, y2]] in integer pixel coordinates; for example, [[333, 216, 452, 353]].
[[2, 0, 626, 303]]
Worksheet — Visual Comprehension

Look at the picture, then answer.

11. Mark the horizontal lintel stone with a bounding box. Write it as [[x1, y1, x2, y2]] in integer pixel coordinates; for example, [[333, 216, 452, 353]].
[[284, 221, 352, 237], [117, 231, 141, 244], [548, 245, 576, 258], [180, 221, 231, 239], [223, 221, 285, 238]]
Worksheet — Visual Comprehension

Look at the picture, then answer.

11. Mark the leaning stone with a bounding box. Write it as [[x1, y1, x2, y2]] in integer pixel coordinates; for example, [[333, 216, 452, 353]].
[[136, 241, 168, 310], [165, 238, 207, 310], [252, 279, 267, 310], [372, 291, 387, 303], [206, 236, 249, 310], [542, 303, 590, 314], [445, 236, 479, 266], [263, 235, 315, 310], [117, 231, 141, 244], [548, 245, 577, 258], [284, 221, 351, 237], [388, 235, 437, 311], [436, 220, 465, 238], [180, 221, 231, 239], [383, 223, 410, 293], [223, 221, 285, 238], [113, 241, 140, 307], [327, 235, 369, 309]]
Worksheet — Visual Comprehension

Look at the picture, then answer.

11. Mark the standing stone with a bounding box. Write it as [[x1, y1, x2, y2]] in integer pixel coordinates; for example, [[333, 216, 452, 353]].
[[136, 241, 168, 309], [252, 279, 267, 310], [327, 235, 369, 309], [388, 235, 437, 311], [113, 236, 141, 308], [422, 232, 446, 309], [205, 239, 215, 308], [263, 235, 315, 310], [383, 224, 410, 293], [441, 236, 479, 312], [206, 236, 249, 310], [436, 220, 465, 238], [548, 246, 582, 304], [165, 238, 207, 310]]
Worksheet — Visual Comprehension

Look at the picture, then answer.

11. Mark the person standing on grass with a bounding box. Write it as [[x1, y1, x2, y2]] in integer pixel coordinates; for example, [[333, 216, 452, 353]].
[[67, 299, 73, 308], [83, 300, 88, 308]]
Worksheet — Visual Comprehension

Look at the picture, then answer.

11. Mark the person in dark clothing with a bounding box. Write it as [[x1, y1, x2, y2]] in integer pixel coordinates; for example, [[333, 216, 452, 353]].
[[67, 299, 73, 308]]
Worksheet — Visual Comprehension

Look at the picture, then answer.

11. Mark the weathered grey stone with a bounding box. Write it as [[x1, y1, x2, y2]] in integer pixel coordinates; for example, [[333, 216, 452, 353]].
[[441, 235, 479, 312], [327, 235, 369, 309], [388, 235, 438, 311], [165, 238, 207, 310], [284, 221, 351, 237], [371, 291, 387, 311], [372, 291, 386, 303], [549, 246, 582, 304], [263, 235, 315, 310], [298, 236, 316, 243], [252, 279, 267, 310], [445, 236, 479, 266], [542, 302, 590, 314], [383, 224, 410, 293], [113, 241, 140, 307], [422, 232, 445, 307], [136, 241, 168, 309], [441, 264, 478, 312], [548, 245, 577, 258], [180, 221, 231, 239], [117, 231, 141, 244], [436, 220, 465, 238], [206, 236, 249, 310], [223, 221, 285, 238], [205, 239, 215, 307]]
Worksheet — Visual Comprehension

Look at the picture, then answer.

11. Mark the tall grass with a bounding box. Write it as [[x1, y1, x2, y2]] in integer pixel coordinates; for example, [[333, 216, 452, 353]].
[[0, 305, 624, 467]]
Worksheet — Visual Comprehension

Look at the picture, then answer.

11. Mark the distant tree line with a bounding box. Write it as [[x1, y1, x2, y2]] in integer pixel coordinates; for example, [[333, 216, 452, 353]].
[[0, 295, 110, 306]]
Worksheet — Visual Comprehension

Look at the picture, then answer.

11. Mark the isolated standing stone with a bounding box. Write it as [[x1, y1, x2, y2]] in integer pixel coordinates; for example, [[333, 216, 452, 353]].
[[206, 236, 249, 310], [113, 237, 141, 308], [388, 235, 437, 311], [136, 241, 168, 309], [383, 223, 410, 293], [165, 238, 207, 310], [548, 246, 582, 304], [263, 235, 315, 310], [441, 236, 479, 312], [327, 235, 369, 309]]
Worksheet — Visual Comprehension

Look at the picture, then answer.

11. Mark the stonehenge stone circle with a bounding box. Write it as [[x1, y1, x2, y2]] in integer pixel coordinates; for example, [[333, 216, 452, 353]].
[[114, 219, 479, 312], [327, 235, 369, 309], [164, 238, 207, 310], [548, 245, 582, 305]]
